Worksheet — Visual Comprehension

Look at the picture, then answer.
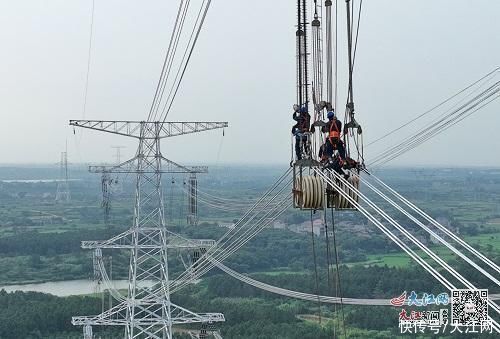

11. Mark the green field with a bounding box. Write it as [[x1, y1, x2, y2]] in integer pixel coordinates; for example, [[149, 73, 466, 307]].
[[465, 232, 500, 248], [349, 253, 412, 268], [347, 232, 500, 268]]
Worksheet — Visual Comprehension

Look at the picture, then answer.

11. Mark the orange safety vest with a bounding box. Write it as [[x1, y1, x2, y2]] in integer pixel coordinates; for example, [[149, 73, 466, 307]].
[[329, 119, 340, 139]]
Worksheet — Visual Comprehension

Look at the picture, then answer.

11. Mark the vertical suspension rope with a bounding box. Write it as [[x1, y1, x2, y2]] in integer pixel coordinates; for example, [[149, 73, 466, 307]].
[[331, 208, 347, 338], [345, 0, 354, 107], [101, 286, 105, 314], [334, 0, 338, 111], [296, 35, 301, 106], [310, 210, 322, 324], [297, 0, 304, 106], [316, 1, 324, 105], [302, 0, 309, 107], [343, 0, 355, 159], [312, 0, 322, 108], [311, 6, 318, 108], [323, 207, 338, 338], [311, 0, 324, 160], [109, 256, 113, 310], [352, 0, 363, 67], [324, 221, 332, 291], [82, 0, 95, 120], [325, 0, 333, 105]]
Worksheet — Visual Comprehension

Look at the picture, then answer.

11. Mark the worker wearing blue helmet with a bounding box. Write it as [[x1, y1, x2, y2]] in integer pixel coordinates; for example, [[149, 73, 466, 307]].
[[291, 104, 311, 160], [321, 110, 346, 160]]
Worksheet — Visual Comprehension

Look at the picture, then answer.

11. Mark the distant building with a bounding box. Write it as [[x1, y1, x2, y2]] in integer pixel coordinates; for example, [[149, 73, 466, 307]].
[[429, 217, 459, 245], [340, 221, 370, 235], [29, 215, 64, 225], [273, 220, 287, 230], [218, 222, 236, 229], [289, 218, 325, 237]]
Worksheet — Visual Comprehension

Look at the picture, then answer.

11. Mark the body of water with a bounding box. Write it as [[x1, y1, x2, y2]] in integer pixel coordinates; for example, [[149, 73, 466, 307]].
[[1, 179, 82, 183], [0, 280, 138, 297]]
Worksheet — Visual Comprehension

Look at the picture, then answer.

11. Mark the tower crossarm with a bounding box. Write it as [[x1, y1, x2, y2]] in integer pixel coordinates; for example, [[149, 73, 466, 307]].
[[88, 156, 208, 174], [82, 238, 216, 250], [161, 156, 208, 174], [70, 120, 228, 139], [72, 302, 225, 326], [89, 156, 138, 174], [81, 229, 216, 249], [158, 121, 228, 139]]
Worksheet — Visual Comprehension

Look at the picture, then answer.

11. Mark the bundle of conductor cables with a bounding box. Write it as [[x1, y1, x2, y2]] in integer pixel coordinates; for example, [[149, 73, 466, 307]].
[[367, 68, 500, 167]]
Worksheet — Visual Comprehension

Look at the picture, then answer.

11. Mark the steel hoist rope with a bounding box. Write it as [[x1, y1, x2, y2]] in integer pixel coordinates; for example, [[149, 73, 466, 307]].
[[310, 210, 323, 324], [323, 207, 337, 337], [331, 207, 347, 338]]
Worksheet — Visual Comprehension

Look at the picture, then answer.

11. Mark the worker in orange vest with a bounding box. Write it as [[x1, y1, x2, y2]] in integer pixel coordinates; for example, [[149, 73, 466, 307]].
[[321, 111, 346, 160]]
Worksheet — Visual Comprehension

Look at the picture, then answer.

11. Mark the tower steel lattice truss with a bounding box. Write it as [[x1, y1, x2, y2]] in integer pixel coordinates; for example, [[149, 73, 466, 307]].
[[101, 146, 127, 225], [186, 173, 198, 226], [56, 150, 71, 202], [70, 120, 227, 338]]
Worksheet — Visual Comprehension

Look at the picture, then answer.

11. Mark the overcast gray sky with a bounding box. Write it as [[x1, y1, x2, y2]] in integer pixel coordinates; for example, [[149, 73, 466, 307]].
[[0, 0, 499, 167]]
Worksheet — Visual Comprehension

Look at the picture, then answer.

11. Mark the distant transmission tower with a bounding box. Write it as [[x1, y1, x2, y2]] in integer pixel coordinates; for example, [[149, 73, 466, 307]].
[[111, 145, 126, 164], [55, 150, 71, 202], [71, 120, 227, 338]]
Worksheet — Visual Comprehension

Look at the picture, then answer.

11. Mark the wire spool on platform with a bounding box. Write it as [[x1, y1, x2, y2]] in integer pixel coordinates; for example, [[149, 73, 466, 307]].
[[334, 174, 360, 209], [294, 175, 324, 209]]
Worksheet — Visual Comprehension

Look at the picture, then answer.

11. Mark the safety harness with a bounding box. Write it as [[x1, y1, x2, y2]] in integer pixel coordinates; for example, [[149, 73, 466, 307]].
[[328, 118, 341, 144]]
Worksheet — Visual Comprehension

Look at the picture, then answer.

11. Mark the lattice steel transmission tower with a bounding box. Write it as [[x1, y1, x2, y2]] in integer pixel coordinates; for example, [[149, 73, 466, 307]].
[[70, 120, 227, 338], [55, 150, 71, 202]]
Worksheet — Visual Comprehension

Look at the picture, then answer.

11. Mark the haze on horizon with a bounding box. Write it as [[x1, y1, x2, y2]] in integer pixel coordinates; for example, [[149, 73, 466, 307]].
[[0, 0, 499, 167]]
